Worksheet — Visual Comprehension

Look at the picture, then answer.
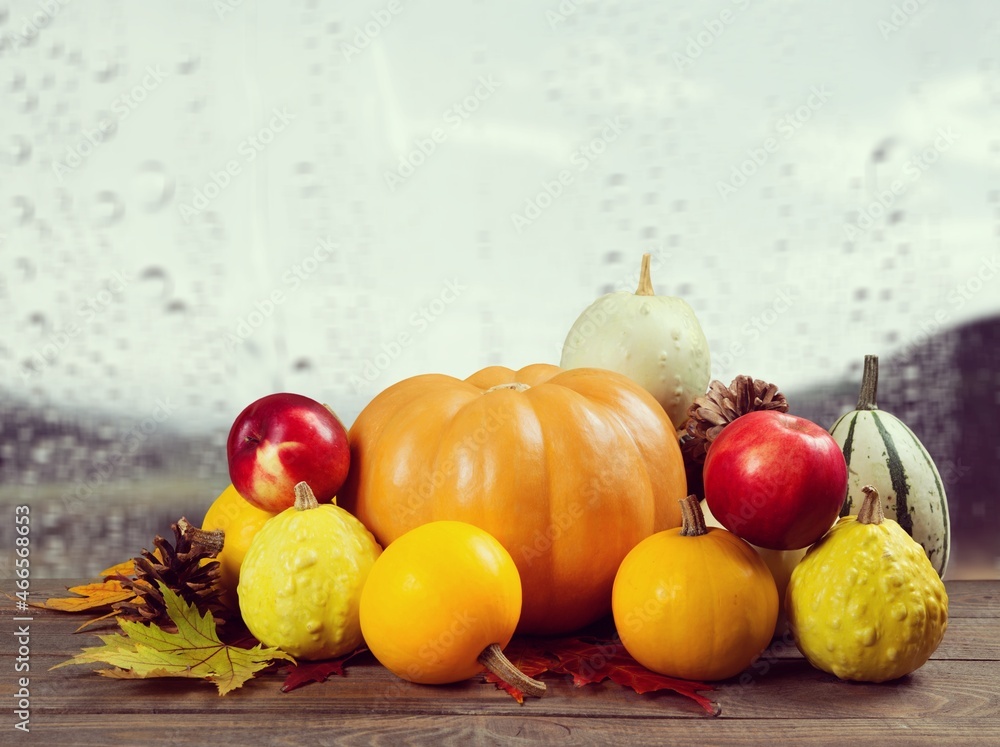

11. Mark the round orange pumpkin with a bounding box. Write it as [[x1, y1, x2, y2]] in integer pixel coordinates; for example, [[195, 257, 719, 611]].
[[340, 364, 687, 634], [612, 495, 778, 680]]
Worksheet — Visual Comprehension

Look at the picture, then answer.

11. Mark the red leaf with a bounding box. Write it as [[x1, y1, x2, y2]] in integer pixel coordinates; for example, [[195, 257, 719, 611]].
[[280, 647, 368, 693], [481, 638, 557, 704], [481, 635, 719, 715], [546, 637, 719, 716]]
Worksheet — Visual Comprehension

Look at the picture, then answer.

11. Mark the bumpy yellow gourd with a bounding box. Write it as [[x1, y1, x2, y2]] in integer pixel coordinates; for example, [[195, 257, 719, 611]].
[[239, 481, 382, 660], [786, 485, 948, 682]]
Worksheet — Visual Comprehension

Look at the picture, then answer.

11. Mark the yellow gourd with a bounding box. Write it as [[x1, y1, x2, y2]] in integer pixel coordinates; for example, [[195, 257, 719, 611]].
[[201, 484, 277, 609], [612, 495, 778, 681], [786, 485, 948, 682], [238, 482, 382, 660], [359, 521, 545, 696]]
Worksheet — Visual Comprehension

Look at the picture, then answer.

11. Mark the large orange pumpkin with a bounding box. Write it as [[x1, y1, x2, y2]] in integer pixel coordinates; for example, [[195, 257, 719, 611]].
[[339, 364, 687, 634]]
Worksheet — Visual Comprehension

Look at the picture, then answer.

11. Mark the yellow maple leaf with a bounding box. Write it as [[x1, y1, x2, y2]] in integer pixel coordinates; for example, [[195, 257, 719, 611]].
[[53, 582, 293, 695]]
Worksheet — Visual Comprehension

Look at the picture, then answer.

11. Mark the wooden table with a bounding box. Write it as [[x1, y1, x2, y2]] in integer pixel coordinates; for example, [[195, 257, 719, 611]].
[[4, 579, 999, 745]]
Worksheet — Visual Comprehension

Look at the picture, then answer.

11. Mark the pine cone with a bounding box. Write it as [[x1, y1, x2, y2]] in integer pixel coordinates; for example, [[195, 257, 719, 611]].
[[114, 518, 227, 628], [682, 375, 789, 466]]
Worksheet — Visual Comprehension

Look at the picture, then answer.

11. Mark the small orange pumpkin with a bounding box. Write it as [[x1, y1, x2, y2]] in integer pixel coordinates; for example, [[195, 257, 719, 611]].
[[340, 364, 687, 635], [612, 495, 778, 680]]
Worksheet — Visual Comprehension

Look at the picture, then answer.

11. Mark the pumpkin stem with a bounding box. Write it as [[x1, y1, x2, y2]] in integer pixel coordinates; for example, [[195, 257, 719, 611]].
[[857, 485, 885, 525], [178, 517, 225, 555], [679, 495, 709, 537], [485, 382, 531, 394], [856, 354, 879, 411], [478, 643, 546, 698], [293, 481, 322, 511], [635, 253, 655, 296]]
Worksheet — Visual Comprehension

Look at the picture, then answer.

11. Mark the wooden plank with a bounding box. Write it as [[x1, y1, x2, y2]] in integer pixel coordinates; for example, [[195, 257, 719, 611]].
[[21, 713, 1000, 746], [945, 580, 1000, 618], [4, 652, 998, 723]]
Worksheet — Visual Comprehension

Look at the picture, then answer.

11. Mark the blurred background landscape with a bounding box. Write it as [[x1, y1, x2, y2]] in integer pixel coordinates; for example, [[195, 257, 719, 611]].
[[1, 0, 997, 579]]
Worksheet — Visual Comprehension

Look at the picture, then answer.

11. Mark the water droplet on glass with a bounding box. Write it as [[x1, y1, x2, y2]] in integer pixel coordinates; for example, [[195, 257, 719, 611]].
[[242, 340, 262, 359], [12, 195, 34, 224], [94, 58, 119, 83], [89, 110, 118, 141], [27, 312, 49, 336], [16, 257, 35, 281], [8, 136, 31, 165], [6, 68, 25, 91], [17, 91, 38, 113], [177, 53, 200, 74], [92, 191, 124, 226], [203, 211, 225, 240], [135, 161, 175, 212], [139, 266, 174, 300], [35, 220, 52, 243]]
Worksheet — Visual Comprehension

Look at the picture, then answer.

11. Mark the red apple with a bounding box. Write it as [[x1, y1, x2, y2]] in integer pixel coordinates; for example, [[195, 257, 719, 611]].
[[227, 392, 350, 512], [703, 410, 847, 551]]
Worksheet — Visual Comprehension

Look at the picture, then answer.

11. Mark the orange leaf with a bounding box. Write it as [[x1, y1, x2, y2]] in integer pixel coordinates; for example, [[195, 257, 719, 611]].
[[37, 581, 136, 612], [100, 560, 137, 578]]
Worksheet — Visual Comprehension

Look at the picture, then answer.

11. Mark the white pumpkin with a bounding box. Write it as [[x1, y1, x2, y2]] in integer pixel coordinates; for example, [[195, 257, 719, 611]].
[[830, 354, 951, 577], [560, 254, 711, 429]]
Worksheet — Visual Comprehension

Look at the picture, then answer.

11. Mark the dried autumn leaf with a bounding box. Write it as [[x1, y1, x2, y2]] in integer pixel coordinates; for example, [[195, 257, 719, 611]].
[[547, 637, 719, 716], [280, 647, 369, 693], [99, 559, 138, 578], [482, 636, 719, 715], [482, 639, 558, 704], [36, 549, 156, 619], [52, 582, 293, 695], [36, 580, 136, 613]]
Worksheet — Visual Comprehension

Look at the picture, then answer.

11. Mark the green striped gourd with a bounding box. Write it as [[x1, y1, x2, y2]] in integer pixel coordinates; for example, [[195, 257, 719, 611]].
[[829, 355, 950, 577]]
